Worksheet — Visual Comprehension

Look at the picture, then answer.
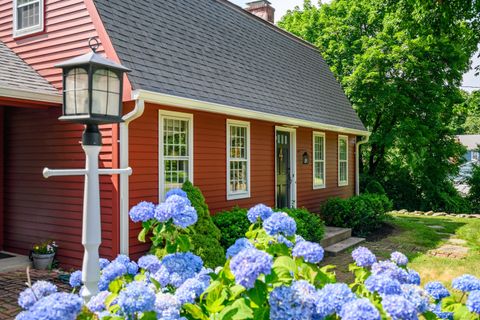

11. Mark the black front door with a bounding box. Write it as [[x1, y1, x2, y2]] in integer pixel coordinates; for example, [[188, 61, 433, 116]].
[[276, 131, 291, 208]]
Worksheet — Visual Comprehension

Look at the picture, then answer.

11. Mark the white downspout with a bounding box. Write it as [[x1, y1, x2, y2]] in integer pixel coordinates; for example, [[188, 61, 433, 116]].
[[355, 135, 370, 195], [119, 99, 145, 255]]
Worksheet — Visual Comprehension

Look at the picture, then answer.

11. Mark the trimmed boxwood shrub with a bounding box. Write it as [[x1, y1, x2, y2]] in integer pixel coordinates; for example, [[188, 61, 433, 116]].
[[276, 208, 325, 243], [365, 180, 386, 195], [182, 181, 225, 268], [321, 194, 393, 236]]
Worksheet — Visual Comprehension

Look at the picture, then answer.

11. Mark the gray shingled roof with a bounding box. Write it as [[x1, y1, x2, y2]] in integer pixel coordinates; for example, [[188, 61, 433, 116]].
[[93, 0, 366, 132], [0, 41, 58, 96]]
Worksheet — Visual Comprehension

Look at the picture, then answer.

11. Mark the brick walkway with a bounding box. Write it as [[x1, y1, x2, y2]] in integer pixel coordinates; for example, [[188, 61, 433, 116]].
[[0, 269, 70, 319]]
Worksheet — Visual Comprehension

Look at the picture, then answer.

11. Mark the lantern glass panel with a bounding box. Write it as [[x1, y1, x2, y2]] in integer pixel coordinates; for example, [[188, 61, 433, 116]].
[[92, 69, 120, 116], [65, 68, 89, 115]]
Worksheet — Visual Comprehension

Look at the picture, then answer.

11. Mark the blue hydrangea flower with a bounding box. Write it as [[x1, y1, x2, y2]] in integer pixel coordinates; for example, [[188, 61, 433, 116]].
[[269, 281, 318, 319], [371, 260, 408, 283], [165, 188, 188, 200], [425, 281, 450, 301], [129, 201, 156, 223], [401, 285, 429, 313], [69, 270, 82, 288], [262, 212, 296, 237], [18, 281, 57, 310], [406, 268, 421, 285], [138, 255, 162, 274], [315, 283, 356, 316], [452, 274, 480, 292], [99, 261, 127, 291], [127, 261, 139, 275], [295, 235, 305, 243], [381, 294, 418, 320], [467, 290, 480, 314], [230, 248, 273, 289], [339, 298, 381, 320], [175, 277, 209, 305], [391, 251, 409, 266], [155, 195, 197, 228], [99, 258, 110, 270], [276, 235, 293, 248], [365, 275, 402, 295], [292, 241, 324, 264], [117, 281, 156, 315], [113, 254, 131, 266], [351, 246, 377, 267], [153, 252, 203, 288], [247, 204, 273, 223], [23, 292, 82, 320], [86, 291, 110, 313], [155, 292, 182, 319], [226, 238, 254, 259], [431, 303, 454, 320]]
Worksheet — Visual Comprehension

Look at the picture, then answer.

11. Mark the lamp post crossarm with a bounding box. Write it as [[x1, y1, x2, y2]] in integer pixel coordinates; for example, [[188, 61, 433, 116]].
[[98, 167, 132, 176], [43, 168, 87, 178]]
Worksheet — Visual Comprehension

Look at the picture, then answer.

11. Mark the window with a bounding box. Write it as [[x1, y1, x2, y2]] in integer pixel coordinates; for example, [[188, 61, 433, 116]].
[[338, 135, 348, 186], [159, 111, 193, 201], [313, 132, 326, 189], [227, 120, 250, 200], [13, 0, 44, 37]]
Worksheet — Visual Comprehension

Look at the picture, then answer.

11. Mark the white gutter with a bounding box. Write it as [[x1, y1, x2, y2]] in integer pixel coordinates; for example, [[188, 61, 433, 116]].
[[133, 89, 371, 137], [355, 135, 370, 195], [119, 99, 145, 255], [0, 87, 62, 104]]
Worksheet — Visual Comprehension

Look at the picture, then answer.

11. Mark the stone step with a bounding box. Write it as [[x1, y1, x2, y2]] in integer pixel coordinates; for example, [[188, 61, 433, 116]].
[[0, 252, 31, 273], [324, 237, 366, 256], [320, 227, 352, 248]]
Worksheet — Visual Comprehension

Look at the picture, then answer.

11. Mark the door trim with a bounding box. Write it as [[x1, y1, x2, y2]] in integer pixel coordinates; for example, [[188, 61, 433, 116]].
[[275, 126, 297, 208]]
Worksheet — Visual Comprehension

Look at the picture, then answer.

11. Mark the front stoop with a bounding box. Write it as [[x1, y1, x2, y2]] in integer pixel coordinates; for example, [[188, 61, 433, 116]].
[[321, 227, 365, 256], [0, 252, 31, 273]]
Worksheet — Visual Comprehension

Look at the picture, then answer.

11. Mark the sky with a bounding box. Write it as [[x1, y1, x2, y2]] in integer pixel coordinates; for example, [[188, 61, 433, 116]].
[[230, 0, 479, 91]]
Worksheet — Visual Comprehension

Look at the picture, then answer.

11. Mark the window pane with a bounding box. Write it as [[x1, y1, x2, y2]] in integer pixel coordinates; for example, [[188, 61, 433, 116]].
[[339, 138, 347, 160], [228, 123, 249, 195], [17, 1, 40, 30], [340, 162, 347, 182], [314, 161, 324, 186]]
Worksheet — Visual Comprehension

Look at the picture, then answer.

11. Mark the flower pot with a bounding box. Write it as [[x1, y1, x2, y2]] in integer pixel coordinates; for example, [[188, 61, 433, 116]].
[[32, 252, 55, 270]]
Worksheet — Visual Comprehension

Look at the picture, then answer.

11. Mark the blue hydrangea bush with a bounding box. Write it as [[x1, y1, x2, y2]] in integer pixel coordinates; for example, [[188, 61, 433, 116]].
[[15, 195, 480, 319]]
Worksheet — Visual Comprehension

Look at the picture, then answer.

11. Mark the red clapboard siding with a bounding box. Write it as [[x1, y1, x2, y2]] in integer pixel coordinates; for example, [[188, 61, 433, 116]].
[[127, 103, 357, 258], [3, 107, 117, 269]]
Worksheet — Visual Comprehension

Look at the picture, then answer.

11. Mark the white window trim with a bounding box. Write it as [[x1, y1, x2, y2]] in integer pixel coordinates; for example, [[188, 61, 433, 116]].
[[13, 0, 44, 38], [158, 110, 194, 202], [226, 119, 251, 200], [312, 132, 326, 189], [338, 135, 349, 187]]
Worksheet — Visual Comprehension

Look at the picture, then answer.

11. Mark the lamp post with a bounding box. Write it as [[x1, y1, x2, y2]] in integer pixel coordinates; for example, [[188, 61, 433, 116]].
[[43, 38, 132, 301]]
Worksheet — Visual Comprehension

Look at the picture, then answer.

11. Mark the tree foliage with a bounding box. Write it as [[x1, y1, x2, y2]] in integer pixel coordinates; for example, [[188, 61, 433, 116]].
[[279, 0, 480, 211]]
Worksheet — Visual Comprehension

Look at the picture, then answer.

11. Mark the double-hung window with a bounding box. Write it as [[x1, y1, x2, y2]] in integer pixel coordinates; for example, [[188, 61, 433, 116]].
[[313, 132, 326, 189], [13, 0, 44, 37], [338, 135, 348, 186], [159, 111, 193, 200], [227, 120, 250, 200]]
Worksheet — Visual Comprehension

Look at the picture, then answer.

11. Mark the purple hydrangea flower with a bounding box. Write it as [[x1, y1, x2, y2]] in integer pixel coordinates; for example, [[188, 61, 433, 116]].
[[155, 195, 197, 228], [230, 248, 273, 289], [365, 275, 402, 295], [452, 274, 480, 292], [381, 294, 418, 320], [99, 261, 127, 291], [269, 281, 318, 319], [262, 212, 296, 237], [226, 238, 254, 259], [247, 204, 273, 223], [117, 281, 156, 315], [371, 261, 408, 283], [425, 281, 450, 301], [467, 290, 480, 314], [406, 268, 421, 285], [165, 188, 188, 200], [86, 291, 110, 313], [154, 292, 182, 319], [21, 292, 82, 320], [391, 251, 409, 266], [401, 284, 429, 313], [292, 241, 324, 264], [129, 201, 156, 223], [69, 270, 82, 288], [138, 255, 162, 274], [18, 281, 57, 310], [153, 252, 203, 288], [315, 283, 356, 316], [352, 246, 377, 267], [99, 258, 110, 270], [339, 298, 381, 320]]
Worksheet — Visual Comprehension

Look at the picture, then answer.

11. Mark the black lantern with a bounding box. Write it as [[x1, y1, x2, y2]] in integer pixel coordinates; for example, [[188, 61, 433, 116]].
[[303, 151, 309, 164], [55, 38, 131, 125]]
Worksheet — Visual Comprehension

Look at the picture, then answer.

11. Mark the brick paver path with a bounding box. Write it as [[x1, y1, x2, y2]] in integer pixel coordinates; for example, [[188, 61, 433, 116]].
[[0, 269, 69, 319]]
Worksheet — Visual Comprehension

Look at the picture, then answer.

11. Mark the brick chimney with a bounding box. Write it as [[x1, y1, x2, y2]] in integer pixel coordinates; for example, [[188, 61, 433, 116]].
[[245, 0, 275, 23]]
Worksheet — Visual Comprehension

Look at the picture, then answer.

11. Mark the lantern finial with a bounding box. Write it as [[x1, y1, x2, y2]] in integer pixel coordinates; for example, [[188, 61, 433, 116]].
[[88, 37, 100, 53]]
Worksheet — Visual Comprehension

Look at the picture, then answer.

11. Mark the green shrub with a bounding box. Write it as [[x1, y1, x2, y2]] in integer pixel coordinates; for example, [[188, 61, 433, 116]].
[[276, 207, 325, 243], [365, 180, 386, 195], [468, 163, 480, 212], [182, 181, 225, 268], [321, 194, 392, 236], [212, 207, 250, 249]]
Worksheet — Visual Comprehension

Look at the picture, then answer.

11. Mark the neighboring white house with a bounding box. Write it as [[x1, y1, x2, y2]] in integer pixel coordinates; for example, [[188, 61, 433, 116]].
[[457, 135, 480, 162]]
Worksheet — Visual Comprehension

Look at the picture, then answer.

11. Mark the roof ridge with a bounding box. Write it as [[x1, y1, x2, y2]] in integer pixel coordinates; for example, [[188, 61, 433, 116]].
[[216, 0, 320, 53]]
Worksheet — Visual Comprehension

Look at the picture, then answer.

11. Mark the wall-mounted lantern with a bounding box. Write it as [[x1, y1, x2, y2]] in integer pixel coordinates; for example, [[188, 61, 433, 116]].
[[302, 151, 309, 164]]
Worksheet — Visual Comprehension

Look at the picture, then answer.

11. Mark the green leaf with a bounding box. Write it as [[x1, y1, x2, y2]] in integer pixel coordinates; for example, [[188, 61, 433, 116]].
[[139, 311, 159, 320], [229, 285, 246, 300], [138, 227, 149, 243], [183, 303, 209, 320], [272, 256, 296, 283], [177, 234, 192, 252], [104, 293, 118, 309], [108, 279, 123, 294], [218, 298, 254, 320], [246, 280, 267, 307]]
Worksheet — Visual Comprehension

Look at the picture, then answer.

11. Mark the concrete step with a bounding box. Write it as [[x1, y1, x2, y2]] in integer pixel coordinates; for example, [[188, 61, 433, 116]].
[[0, 252, 31, 273], [324, 237, 366, 256], [320, 227, 352, 248]]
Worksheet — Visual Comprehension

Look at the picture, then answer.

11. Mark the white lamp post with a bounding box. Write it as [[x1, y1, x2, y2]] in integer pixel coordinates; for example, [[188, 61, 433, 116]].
[[43, 38, 132, 301]]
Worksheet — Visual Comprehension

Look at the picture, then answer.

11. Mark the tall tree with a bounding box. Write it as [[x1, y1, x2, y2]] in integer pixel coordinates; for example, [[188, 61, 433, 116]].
[[279, 0, 480, 210]]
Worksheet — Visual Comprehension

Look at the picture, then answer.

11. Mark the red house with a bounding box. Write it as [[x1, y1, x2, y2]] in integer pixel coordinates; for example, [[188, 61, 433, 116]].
[[0, 0, 369, 267]]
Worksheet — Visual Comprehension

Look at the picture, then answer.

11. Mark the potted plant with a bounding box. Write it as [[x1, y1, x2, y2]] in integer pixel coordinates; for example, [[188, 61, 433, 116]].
[[31, 240, 58, 270]]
